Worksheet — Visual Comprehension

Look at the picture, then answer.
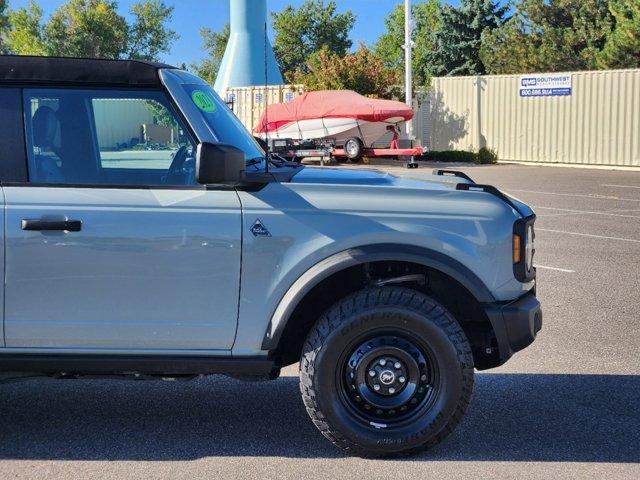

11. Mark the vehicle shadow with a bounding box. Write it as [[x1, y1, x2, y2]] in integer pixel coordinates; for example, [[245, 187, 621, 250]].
[[0, 372, 637, 462]]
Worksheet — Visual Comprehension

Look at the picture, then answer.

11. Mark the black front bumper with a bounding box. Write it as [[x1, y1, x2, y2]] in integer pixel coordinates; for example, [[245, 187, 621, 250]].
[[484, 292, 542, 365]]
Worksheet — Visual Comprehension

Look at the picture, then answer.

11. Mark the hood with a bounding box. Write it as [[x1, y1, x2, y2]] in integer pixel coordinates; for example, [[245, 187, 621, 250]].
[[289, 166, 532, 219], [291, 166, 463, 191]]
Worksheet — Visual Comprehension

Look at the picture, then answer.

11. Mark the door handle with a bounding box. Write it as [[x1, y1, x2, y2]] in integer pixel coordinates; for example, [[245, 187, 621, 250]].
[[21, 219, 82, 232]]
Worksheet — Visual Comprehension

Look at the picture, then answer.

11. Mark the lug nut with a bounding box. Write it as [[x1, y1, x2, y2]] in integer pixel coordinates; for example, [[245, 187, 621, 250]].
[[399, 376, 406, 383], [379, 359, 387, 366], [421, 374, 427, 382], [369, 370, 376, 377], [394, 362, 401, 369], [373, 384, 381, 391], [389, 387, 396, 394]]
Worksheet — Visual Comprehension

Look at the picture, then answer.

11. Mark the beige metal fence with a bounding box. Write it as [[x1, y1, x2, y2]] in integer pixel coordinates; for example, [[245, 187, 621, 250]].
[[428, 69, 640, 167]]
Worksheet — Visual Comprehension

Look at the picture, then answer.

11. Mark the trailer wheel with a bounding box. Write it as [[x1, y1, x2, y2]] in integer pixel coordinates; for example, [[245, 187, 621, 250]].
[[344, 137, 364, 162]]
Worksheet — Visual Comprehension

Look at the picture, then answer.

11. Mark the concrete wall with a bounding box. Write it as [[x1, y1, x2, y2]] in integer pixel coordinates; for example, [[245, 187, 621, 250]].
[[428, 69, 640, 167]]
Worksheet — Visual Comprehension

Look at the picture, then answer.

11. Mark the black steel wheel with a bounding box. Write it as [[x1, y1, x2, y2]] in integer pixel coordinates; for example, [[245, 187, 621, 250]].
[[340, 334, 439, 428], [300, 287, 474, 457]]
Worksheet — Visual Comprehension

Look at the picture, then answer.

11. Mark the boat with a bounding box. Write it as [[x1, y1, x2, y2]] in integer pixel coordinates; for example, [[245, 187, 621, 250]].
[[254, 90, 414, 148]]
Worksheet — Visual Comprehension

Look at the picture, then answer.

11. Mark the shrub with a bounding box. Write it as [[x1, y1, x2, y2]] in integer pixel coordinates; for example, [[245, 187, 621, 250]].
[[422, 150, 477, 163], [476, 147, 498, 164], [420, 148, 499, 164]]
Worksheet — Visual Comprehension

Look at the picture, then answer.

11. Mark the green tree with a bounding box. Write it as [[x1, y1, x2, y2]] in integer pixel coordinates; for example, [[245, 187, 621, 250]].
[[127, 0, 178, 61], [5, 0, 176, 61], [5, 1, 46, 55], [272, 0, 355, 81], [0, 0, 9, 53], [375, 0, 442, 88], [429, 0, 509, 76], [481, 0, 614, 74], [192, 24, 230, 85], [597, 0, 640, 68], [44, 0, 128, 58], [292, 44, 399, 98]]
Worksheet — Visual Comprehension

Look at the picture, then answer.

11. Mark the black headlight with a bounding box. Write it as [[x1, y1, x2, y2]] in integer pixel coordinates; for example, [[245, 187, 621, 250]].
[[513, 215, 536, 282]]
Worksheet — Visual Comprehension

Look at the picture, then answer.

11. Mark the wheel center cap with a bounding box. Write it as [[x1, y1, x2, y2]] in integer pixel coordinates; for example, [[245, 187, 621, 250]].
[[379, 370, 396, 385]]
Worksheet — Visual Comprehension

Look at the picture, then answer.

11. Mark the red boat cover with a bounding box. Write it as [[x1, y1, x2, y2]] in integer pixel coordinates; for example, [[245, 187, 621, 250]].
[[254, 90, 414, 133]]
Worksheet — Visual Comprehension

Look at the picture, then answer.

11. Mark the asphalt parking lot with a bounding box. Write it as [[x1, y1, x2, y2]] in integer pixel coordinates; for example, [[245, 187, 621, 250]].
[[1, 162, 639, 479]]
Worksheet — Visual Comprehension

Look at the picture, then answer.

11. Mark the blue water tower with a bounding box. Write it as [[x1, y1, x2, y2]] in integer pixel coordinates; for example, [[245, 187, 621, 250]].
[[214, 0, 284, 94]]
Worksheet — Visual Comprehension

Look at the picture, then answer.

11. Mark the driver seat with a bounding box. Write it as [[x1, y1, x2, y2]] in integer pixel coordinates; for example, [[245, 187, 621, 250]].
[[32, 106, 65, 183]]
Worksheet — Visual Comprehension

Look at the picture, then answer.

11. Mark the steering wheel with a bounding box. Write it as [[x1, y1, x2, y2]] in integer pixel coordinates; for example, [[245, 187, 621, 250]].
[[164, 145, 189, 184]]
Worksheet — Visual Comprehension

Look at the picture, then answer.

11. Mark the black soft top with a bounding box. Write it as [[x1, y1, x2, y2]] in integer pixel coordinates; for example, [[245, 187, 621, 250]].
[[0, 55, 176, 87]]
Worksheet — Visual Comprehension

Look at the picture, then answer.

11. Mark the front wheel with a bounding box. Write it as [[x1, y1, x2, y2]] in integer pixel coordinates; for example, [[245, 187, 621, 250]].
[[300, 287, 474, 457]]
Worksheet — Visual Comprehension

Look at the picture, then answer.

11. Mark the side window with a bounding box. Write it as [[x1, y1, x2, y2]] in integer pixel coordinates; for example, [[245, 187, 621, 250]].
[[92, 97, 195, 184], [24, 89, 196, 186]]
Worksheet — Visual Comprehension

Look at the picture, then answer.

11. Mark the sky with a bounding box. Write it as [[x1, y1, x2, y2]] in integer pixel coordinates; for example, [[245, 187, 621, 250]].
[[8, 0, 454, 67]]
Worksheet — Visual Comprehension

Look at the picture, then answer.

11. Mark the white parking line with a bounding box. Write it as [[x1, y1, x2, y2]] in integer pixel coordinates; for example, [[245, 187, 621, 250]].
[[613, 208, 640, 213], [602, 184, 640, 189], [535, 265, 575, 273], [506, 189, 640, 202], [537, 228, 640, 244], [533, 206, 640, 219]]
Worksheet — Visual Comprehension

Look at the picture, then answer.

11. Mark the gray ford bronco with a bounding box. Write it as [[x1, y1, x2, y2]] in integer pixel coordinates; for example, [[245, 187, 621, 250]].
[[0, 56, 541, 457]]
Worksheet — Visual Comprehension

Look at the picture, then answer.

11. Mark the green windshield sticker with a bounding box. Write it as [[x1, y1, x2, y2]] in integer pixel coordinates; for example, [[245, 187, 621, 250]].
[[191, 90, 217, 113]]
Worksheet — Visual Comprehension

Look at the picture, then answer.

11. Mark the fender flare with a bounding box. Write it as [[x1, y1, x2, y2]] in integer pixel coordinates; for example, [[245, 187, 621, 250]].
[[262, 243, 496, 351]]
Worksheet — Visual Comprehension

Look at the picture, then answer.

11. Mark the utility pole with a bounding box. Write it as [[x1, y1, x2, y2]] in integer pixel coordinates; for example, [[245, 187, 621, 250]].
[[403, 0, 415, 141]]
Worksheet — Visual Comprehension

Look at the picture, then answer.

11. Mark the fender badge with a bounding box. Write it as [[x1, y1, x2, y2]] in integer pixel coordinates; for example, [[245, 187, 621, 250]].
[[251, 219, 271, 237]]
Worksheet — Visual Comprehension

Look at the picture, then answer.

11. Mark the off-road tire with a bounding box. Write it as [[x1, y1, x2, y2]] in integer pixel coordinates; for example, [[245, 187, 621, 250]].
[[299, 286, 474, 457]]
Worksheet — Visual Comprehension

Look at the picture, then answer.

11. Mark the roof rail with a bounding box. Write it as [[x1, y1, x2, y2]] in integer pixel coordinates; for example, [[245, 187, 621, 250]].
[[432, 169, 475, 183]]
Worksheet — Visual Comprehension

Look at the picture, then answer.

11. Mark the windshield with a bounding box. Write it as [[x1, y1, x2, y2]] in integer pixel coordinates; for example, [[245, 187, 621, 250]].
[[180, 83, 264, 162]]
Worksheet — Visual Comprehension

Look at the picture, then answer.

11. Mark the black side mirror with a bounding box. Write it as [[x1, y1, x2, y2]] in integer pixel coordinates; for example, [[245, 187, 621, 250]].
[[196, 142, 245, 185]]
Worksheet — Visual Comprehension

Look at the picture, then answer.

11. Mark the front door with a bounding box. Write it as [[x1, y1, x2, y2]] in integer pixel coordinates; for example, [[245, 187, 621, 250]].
[[3, 88, 241, 351]]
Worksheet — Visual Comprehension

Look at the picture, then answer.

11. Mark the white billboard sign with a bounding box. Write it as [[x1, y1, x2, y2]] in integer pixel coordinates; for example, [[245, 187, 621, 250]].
[[519, 74, 572, 97]]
